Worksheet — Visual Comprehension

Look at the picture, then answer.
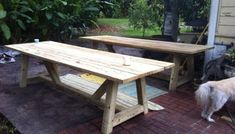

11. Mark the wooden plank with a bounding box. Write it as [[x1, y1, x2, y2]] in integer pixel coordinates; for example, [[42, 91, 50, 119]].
[[216, 25, 235, 37], [6, 41, 172, 84], [38, 73, 162, 133], [218, 16, 235, 26], [215, 36, 235, 44], [27, 73, 49, 84], [176, 76, 192, 87], [169, 55, 181, 91], [220, 7, 235, 17], [106, 44, 115, 52], [102, 81, 118, 134], [20, 55, 29, 88], [113, 105, 144, 127], [28, 74, 164, 111], [187, 55, 194, 80], [81, 35, 213, 54], [91, 80, 109, 100], [60, 74, 163, 110], [92, 41, 98, 49], [221, 0, 235, 6], [43, 61, 61, 84], [136, 78, 148, 114]]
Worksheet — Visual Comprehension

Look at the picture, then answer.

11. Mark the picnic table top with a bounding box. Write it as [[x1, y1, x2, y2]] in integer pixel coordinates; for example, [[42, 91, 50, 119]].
[[5, 41, 174, 83], [81, 35, 214, 55]]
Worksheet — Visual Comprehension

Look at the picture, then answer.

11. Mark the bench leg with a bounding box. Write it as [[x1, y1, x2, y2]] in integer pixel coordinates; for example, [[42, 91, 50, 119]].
[[136, 78, 148, 114], [106, 44, 115, 53], [169, 55, 181, 91], [20, 54, 29, 88], [102, 81, 118, 134], [43, 61, 61, 84], [92, 41, 98, 49], [187, 55, 194, 80]]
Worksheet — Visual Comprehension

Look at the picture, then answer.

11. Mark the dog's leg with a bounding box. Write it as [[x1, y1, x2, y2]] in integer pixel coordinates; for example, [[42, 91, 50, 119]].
[[201, 105, 209, 119], [206, 90, 228, 122]]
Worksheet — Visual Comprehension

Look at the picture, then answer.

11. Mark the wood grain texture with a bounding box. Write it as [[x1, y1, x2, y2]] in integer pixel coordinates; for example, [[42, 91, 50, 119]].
[[5, 41, 173, 84], [217, 25, 235, 37], [221, 0, 235, 6], [43, 61, 61, 84], [91, 80, 109, 100], [113, 105, 144, 127], [20, 54, 29, 88], [102, 81, 118, 134], [220, 7, 235, 17], [136, 78, 148, 114], [169, 55, 181, 91], [81, 35, 213, 54]]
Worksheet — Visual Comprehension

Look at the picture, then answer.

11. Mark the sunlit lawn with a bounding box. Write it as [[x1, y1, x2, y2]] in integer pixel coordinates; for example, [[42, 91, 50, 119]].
[[96, 18, 161, 38]]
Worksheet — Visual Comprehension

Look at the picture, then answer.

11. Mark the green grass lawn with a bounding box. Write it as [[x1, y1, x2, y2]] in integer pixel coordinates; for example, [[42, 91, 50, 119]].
[[97, 18, 129, 27], [94, 18, 191, 38], [96, 18, 161, 38]]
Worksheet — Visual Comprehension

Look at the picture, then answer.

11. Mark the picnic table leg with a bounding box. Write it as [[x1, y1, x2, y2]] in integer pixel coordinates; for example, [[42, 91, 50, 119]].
[[136, 78, 148, 114], [20, 54, 29, 88], [102, 81, 118, 134], [106, 44, 115, 53], [187, 55, 194, 80], [92, 41, 98, 49], [43, 61, 61, 84], [169, 55, 181, 91]]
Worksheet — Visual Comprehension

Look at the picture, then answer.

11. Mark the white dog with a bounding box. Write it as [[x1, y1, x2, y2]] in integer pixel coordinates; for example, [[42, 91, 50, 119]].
[[195, 77, 235, 122]]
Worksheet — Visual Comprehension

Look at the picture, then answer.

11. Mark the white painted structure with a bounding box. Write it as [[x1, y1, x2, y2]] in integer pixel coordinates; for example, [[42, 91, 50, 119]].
[[206, 0, 235, 63]]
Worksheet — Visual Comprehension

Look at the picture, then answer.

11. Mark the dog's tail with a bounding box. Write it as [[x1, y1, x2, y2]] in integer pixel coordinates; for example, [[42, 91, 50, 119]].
[[195, 82, 212, 107]]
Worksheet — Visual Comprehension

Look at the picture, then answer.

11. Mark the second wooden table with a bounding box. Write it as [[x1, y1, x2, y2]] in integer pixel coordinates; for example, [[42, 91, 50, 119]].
[[81, 35, 214, 90]]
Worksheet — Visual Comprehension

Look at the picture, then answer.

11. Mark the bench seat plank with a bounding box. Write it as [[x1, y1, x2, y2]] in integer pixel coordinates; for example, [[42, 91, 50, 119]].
[[36, 73, 164, 111]]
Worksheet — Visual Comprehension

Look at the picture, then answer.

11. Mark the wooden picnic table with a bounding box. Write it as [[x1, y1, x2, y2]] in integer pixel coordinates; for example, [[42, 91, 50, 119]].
[[5, 41, 174, 134], [81, 35, 214, 90]]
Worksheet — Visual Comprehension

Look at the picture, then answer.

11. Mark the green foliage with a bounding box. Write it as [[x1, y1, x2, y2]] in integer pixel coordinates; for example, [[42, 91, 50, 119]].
[[96, 18, 161, 37], [96, 0, 116, 18], [128, 0, 163, 37], [96, 0, 134, 18], [0, 0, 100, 45], [179, 0, 210, 22], [228, 49, 235, 64], [0, 113, 19, 134], [0, 3, 11, 40]]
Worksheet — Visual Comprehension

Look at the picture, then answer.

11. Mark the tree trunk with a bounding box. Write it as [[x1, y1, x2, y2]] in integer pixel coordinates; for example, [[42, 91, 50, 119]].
[[163, 0, 179, 41]]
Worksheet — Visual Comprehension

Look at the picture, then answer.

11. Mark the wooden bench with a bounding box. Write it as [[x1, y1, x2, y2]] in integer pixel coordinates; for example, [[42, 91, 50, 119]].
[[30, 73, 164, 111], [81, 35, 214, 90], [6, 41, 173, 134]]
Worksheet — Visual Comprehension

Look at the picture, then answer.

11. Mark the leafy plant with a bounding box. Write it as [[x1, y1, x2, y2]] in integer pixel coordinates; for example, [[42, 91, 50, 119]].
[[0, 113, 20, 134], [0, 3, 11, 41], [178, 0, 210, 23], [228, 48, 235, 64], [128, 0, 163, 37], [0, 0, 100, 45]]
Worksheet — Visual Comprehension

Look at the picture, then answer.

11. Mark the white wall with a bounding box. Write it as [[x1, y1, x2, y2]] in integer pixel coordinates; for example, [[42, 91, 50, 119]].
[[205, 0, 220, 64]]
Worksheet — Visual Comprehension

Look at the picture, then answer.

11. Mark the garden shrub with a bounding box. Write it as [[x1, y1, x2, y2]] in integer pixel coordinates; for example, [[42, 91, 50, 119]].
[[128, 0, 163, 37], [97, 0, 134, 18], [0, 0, 100, 45]]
